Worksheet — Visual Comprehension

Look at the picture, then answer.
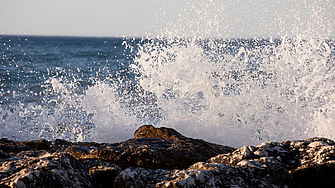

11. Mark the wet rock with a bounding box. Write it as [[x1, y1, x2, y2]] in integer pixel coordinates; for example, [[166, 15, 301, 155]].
[[22, 139, 51, 151], [0, 152, 92, 188], [88, 162, 121, 188], [0, 150, 12, 159], [113, 167, 171, 188], [134, 124, 236, 160], [114, 162, 290, 188], [134, 124, 186, 140], [0, 141, 33, 153], [113, 137, 335, 188], [64, 137, 215, 170], [208, 137, 335, 188], [2, 128, 335, 187], [64, 125, 235, 170]]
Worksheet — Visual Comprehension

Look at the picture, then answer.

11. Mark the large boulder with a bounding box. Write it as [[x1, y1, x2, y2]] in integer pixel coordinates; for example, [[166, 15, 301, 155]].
[[134, 124, 186, 140]]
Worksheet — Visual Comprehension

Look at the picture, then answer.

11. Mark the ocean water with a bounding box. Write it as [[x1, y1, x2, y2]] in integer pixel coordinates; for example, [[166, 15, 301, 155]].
[[0, 36, 140, 142], [1, 0, 335, 148]]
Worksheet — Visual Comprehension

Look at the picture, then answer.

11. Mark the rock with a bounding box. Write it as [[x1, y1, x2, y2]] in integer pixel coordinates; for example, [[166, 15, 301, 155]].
[[113, 137, 335, 188], [2, 127, 335, 188], [113, 167, 171, 188], [63, 137, 219, 170], [0, 152, 92, 188], [208, 137, 335, 188], [0, 139, 51, 151], [286, 138, 335, 188], [134, 124, 186, 140], [22, 139, 51, 151], [0, 139, 123, 188], [88, 162, 121, 188], [134, 125, 235, 159], [114, 161, 290, 188], [64, 125, 235, 170]]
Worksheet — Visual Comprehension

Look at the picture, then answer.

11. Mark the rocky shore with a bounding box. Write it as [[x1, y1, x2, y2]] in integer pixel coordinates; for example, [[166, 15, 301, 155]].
[[1, 125, 335, 188]]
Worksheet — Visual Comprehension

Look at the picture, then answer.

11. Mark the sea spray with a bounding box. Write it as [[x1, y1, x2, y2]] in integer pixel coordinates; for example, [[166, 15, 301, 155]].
[[125, 0, 335, 146], [1, 0, 334, 148]]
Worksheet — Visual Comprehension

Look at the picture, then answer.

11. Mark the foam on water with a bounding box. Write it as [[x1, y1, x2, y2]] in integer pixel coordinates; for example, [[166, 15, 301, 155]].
[[1, 0, 334, 147]]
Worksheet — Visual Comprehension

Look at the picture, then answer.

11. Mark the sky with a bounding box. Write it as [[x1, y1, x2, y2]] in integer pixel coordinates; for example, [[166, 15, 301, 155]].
[[1, 0, 334, 38]]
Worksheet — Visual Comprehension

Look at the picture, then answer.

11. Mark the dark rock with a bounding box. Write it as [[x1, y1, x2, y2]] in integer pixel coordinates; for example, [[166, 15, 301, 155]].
[[54, 139, 74, 147], [0, 139, 51, 153], [113, 167, 171, 188], [0, 138, 13, 144], [0, 150, 12, 159], [63, 137, 210, 170], [114, 162, 291, 188], [0, 143, 33, 153], [2, 126, 335, 188], [64, 125, 235, 170], [22, 139, 51, 150], [208, 137, 335, 188], [112, 137, 335, 188], [89, 164, 121, 188], [54, 139, 104, 148], [134, 124, 235, 161], [290, 162, 335, 188]]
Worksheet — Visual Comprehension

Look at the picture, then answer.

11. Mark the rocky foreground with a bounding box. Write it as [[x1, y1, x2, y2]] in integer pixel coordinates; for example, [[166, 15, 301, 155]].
[[1, 125, 335, 188]]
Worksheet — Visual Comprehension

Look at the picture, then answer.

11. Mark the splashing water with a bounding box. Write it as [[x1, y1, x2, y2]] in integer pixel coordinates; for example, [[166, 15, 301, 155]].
[[127, 0, 335, 146], [1, 0, 334, 147], [132, 36, 335, 147]]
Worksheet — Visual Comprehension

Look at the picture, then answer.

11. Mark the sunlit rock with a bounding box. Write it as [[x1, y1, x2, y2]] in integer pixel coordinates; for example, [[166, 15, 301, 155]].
[[1, 127, 335, 187]]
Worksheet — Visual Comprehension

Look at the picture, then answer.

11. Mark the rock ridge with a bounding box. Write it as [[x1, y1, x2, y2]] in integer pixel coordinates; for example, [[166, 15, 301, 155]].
[[1, 126, 335, 187]]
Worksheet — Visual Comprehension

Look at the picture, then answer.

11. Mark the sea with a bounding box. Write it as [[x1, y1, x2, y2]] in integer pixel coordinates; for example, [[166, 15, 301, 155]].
[[1, 1, 335, 148]]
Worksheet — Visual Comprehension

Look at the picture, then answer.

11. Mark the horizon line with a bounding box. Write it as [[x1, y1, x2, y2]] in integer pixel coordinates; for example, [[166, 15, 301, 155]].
[[1, 34, 334, 41]]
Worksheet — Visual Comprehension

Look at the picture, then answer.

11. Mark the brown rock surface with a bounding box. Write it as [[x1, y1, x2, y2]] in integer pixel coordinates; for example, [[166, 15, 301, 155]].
[[134, 124, 185, 140]]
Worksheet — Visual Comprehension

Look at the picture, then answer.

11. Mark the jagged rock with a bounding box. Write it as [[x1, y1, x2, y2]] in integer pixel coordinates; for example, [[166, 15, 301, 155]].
[[2, 126, 335, 188], [0, 152, 92, 188], [63, 137, 217, 170], [0, 141, 33, 153], [0, 139, 51, 151], [87, 161, 121, 188], [64, 125, 235, 170], [113, 161, 290, 188], [22, 139, 51, 151], [113, 137, 335, 188], [0, 125, 235, 187], [134, 124, 235, 160], [208, 137, 335, 188]]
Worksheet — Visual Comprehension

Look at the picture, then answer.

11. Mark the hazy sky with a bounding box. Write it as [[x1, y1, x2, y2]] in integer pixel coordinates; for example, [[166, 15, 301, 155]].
[[1, 0, 334, 38]]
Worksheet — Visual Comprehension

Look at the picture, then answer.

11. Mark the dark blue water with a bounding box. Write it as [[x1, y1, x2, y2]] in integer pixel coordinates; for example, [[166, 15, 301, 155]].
[[0, 36, 136, 105]]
